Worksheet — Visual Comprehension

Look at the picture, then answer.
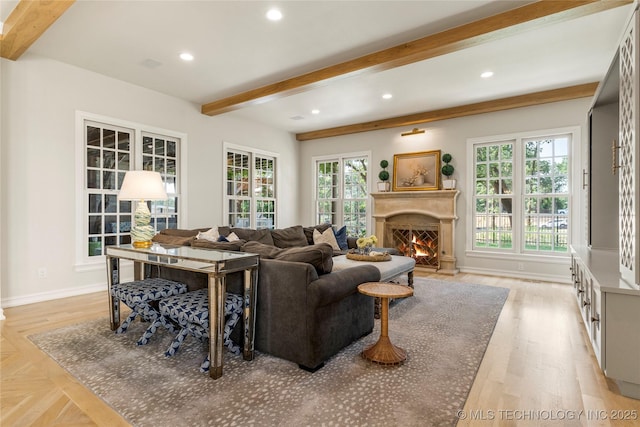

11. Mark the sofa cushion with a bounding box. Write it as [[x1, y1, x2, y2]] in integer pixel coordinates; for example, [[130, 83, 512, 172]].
[[333, 225, 348, 250], [271, 225, 308, 248], [241, 241, 281, 258], [303, 223, 332, 245], [231, 227, 275, 245], [275, 244, 334, 275], [242, 241, 333, 275], [158, 228, 208, 237], [152, 233, 195, 246], [191, 239, 246, 252], [313, 228, 340, 251]]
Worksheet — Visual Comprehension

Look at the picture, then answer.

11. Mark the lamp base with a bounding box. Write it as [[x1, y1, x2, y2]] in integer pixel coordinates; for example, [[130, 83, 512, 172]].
[[132, 240, 153, 248]]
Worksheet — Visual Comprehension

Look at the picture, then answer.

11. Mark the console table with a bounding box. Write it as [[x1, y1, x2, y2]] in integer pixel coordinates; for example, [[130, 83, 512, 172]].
[[105, 244, 259, 379]]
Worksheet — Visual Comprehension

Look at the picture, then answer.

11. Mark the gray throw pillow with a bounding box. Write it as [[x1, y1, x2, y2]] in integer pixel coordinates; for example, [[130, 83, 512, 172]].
[[271, 225, 309, 248]]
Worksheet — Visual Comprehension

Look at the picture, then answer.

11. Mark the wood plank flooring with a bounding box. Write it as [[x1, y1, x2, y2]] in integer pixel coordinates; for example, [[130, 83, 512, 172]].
[[1, 272, 639, 426]]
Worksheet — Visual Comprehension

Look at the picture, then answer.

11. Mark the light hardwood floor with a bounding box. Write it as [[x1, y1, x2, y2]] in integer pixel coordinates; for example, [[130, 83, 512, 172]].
[[1, 271, 639, 426]]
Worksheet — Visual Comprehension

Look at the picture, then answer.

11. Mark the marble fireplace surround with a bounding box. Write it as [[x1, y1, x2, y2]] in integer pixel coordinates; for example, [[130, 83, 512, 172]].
[[371, 190, 460, 274]]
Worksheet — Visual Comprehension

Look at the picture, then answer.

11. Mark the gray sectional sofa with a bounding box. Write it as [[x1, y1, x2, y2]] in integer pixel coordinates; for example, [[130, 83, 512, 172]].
[[150, 224, 381, 371]]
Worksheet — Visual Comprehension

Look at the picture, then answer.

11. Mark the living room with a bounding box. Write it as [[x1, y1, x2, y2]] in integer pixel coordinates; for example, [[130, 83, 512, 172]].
[[2, 1, 640, 425]]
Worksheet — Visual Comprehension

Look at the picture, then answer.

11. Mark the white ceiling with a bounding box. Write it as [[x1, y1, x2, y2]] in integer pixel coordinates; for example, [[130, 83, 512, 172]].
[[9, 0, 635, 135]]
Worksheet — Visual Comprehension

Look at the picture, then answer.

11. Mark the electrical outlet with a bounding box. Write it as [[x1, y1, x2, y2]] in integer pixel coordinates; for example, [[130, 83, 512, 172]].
[[517, 262, 524, 271], [37, 268, 47, 278]]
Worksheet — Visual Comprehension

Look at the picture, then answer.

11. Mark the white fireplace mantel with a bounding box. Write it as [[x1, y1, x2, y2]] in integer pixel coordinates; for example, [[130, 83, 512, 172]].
[[371, 190, 460, 274]]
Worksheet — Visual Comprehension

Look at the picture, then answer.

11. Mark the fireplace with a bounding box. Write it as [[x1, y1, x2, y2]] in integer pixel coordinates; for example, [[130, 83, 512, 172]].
[[371, 190, 459, 274], [386, 222, 440, 269]]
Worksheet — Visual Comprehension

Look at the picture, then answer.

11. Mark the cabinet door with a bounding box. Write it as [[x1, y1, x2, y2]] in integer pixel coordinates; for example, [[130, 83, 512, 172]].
[[590, 283, 603, 368], [619, 11, 640, 288], [604, 293, 640, 384]]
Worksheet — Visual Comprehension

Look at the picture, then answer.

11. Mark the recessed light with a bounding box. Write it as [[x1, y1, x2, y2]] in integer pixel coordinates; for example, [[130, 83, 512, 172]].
[[311, 109, 320, 115], [382, 93, 393, 100], [481, 71, 494, 78], [179, 52, 194, 61], [266, 9, 283, 21]]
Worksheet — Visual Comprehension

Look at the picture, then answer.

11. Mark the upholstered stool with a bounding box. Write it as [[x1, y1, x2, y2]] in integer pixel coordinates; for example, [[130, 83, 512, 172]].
[[110, 278, 187, 346], [159, 288, 243, 372]]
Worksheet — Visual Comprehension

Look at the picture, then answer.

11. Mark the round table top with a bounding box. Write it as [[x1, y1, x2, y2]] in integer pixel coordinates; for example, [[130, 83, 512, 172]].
[[357, 282, 414, 299]]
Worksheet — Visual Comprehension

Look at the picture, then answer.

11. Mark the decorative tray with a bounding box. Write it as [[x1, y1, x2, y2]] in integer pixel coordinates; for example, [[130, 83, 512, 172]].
[[346, 252, 391, 262]]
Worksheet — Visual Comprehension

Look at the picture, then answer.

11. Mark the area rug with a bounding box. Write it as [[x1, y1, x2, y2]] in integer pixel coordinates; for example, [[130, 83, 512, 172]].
[[29, 278, 509, 427]]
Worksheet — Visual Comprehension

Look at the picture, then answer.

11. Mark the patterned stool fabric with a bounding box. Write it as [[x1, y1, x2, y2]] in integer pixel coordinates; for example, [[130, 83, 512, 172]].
[[159, 289, 244, 372], [110, 278, 187, 346]]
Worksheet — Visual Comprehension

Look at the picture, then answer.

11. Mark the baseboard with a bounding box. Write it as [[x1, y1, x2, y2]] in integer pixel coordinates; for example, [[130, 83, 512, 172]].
[[458, 266, 571, 284], [1, 283, 107, 309]]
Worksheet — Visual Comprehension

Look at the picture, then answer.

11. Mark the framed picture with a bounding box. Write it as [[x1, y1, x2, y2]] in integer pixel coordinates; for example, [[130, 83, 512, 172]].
[[392, 150, 441, 191]]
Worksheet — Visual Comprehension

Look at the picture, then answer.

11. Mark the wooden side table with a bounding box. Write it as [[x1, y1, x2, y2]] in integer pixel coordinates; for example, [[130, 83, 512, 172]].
[[357, 282, 414, 365]]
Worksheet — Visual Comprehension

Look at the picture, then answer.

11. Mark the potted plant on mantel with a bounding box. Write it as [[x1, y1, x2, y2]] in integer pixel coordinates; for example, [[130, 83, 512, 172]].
[[377, 160, 391, 192], [441, 153, 456, 189]]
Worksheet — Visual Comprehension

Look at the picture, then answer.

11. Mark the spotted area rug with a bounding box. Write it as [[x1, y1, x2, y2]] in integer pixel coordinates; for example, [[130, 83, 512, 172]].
[[29, 278, 509, 427]]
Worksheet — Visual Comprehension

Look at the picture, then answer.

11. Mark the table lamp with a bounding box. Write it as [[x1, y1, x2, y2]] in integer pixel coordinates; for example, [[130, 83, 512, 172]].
[[118, 170, 168, 248]]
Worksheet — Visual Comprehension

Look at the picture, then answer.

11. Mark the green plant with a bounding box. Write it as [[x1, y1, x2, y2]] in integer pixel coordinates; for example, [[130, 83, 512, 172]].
[[378, 160, 390, 181], [441, 153, 454, 177]]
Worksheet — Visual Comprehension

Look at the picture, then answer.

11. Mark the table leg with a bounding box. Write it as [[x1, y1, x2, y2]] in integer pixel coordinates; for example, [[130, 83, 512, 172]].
[[243, 266, 258, 361], [362, 296, 407, 365], [133, 261, 144, 281], [408, 270, 414, 288], [107, 256, 120, 331], [208, 273, 226, 379]]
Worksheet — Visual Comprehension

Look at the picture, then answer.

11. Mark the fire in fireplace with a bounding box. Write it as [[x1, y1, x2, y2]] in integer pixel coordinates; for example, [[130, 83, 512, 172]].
[[387, 224, 440, 269]]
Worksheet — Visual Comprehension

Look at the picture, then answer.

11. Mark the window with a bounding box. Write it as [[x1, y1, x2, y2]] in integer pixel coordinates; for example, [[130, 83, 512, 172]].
[[142, 132, 180, 231], [79, 113, 184, 262], [85, 122, 134, 257], [224, 144, 277, 229], [314, 153, 370, 237], [474, 142, 514, 250], [470, 129, 574, 256]]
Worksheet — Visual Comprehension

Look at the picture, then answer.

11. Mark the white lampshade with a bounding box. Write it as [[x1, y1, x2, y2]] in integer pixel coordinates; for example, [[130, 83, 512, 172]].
[[118, 171, 168, 200]]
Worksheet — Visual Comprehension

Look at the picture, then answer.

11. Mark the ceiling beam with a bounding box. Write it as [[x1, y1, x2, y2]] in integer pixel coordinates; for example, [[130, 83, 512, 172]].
[[295, 83, 599, 141], [201, 0, 630, 116], [0, 0, 75, 61]]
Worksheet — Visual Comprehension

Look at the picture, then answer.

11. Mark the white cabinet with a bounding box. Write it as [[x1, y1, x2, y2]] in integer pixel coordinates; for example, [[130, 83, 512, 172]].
[[571, 246, 640, 399], [618, 10, 640, 288]]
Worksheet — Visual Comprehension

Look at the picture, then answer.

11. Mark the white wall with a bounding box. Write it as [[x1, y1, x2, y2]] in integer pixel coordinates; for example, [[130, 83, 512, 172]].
[[0, 54, 299, 307], [299, 98, 591, 282]]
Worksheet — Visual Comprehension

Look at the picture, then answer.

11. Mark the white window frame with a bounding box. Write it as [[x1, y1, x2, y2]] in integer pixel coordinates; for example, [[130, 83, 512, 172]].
[[75, 111, 188, 270], [222, 142, 278, 229], [311, 151, 372, 235], [465, 126, 580, 263]]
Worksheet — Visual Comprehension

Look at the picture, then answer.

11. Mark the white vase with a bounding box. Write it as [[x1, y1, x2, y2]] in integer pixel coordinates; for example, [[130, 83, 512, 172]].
[[443, 179, 456, 189], [414, 174, 425, 185], [377, 181, 390, 192]]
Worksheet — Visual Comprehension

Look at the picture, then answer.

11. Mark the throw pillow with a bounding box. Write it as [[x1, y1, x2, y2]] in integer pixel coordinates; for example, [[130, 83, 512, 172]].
[[270, 225, 308, 248], [313, 227, 340, 251], [333, 225, 348, 250], [226, 232, 240, 242], [196, 227, 219, 242], [303, 223, 332, 245], [217, 235, 229, 242]]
